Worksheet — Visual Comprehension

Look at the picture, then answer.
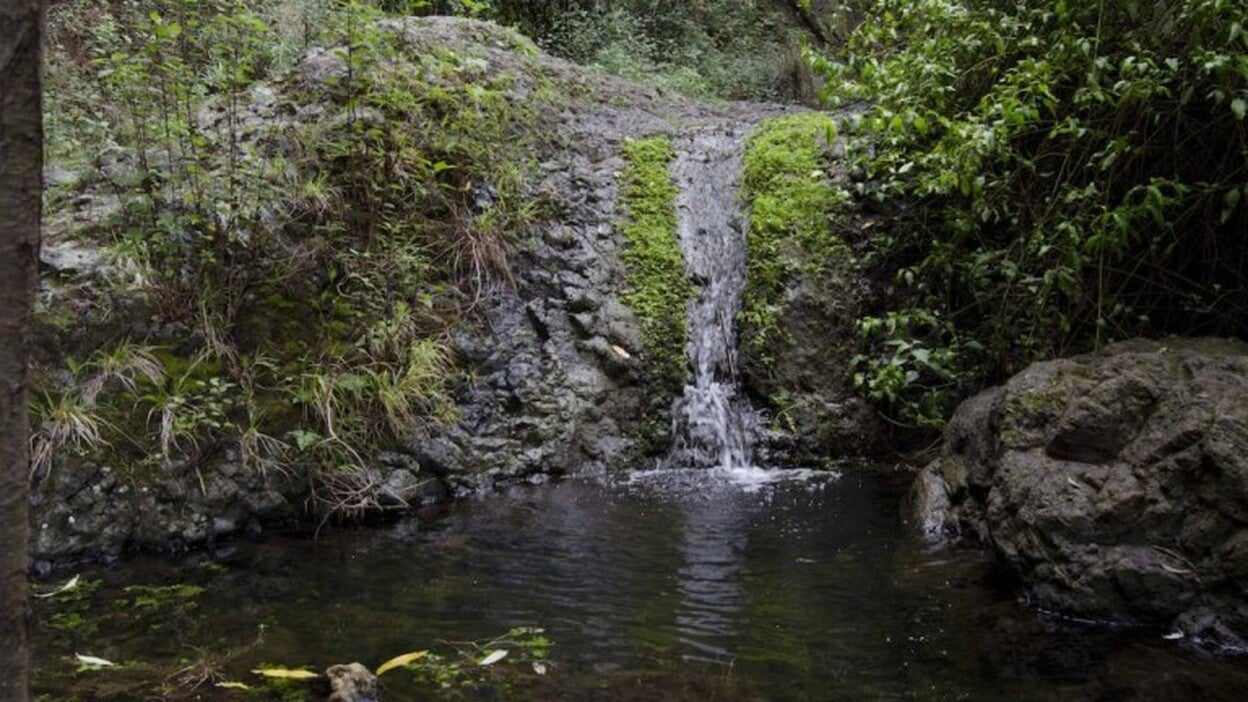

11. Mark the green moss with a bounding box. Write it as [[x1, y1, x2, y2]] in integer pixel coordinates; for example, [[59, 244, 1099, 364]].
[[618, 136, 693, 398], [739, 113, 853, 366]]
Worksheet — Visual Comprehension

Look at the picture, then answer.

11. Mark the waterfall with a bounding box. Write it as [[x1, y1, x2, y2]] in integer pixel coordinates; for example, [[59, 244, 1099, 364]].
[[666, 129, 761, 470]]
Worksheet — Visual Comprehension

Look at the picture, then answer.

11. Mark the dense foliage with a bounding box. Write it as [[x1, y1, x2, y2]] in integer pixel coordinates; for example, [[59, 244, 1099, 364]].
[[814, 0, 1248, 426], [405, 0, 818, 100]]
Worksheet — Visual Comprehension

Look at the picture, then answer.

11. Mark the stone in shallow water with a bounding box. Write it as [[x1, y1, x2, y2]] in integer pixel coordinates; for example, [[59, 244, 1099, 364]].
[[914, 337, 1248, 651], [326, 662, 378, 702]]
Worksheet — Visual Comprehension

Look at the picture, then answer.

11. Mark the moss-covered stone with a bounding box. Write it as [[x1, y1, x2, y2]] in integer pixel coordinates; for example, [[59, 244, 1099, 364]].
[[618, 136, 693, 450], [737, 113, 884, 458], [739, 113, 853, 366]]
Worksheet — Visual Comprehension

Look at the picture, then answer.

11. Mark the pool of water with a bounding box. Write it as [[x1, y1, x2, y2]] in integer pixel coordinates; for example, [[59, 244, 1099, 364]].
[[31, 467, 1248, 700]]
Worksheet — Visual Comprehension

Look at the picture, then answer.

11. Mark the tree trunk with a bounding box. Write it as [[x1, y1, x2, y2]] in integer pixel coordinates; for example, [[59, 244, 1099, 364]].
[[0, 2, 43, 701]]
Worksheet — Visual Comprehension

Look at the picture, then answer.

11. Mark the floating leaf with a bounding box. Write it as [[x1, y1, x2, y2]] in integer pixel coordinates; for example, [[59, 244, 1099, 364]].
[[250, 667, 319, 680], [74, 654, 117, 669], [478, 649, 508, 666], [376, 650, 428, 676], [36, 575, 81, 599]]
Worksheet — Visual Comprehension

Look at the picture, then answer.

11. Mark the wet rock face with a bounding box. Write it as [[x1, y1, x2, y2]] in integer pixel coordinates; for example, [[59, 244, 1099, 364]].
[[914, 338, 1248, 650], [30, 452, 301, 566], [30, 17, 806, 565], [739, 279, 884, 461], [403, 135, 650, 486]]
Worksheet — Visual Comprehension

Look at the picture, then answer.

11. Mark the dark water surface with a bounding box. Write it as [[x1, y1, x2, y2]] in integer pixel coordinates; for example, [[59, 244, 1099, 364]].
[[32, 468, 1248, 700]]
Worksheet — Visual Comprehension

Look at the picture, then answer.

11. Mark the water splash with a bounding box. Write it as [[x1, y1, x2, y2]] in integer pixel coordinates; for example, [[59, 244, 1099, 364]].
[[666, 129, 761, 470]]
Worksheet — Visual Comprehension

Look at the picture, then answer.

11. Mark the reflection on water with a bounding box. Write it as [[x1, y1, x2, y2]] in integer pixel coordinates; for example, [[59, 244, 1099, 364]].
[[31, 469, 1248, 701], [674, 482, 747, 663]]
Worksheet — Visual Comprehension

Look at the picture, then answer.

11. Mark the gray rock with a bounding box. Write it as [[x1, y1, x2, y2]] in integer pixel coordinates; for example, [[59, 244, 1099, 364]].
[[914, 338, 1248, 649], [40, 240, 105, 275], [325, 662, 378, 702], [30, 452, 303, 565]]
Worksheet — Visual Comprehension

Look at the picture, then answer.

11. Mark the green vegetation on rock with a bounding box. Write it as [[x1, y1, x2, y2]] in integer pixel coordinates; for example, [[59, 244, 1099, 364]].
[[739, 113, 852, 372], [619, 136, 692, 396], [36, 0, 550, 513], [410, 0, 821, 101]]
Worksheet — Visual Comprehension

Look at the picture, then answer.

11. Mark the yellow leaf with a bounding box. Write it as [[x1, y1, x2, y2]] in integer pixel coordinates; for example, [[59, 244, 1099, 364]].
[[215, 681, 252, 690], [375, 651, 428, 676], [250, 667, 319, 680]]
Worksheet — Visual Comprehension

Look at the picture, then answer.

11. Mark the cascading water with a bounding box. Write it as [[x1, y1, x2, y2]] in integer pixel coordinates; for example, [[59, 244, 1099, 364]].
[[666, 129, 762, 470]]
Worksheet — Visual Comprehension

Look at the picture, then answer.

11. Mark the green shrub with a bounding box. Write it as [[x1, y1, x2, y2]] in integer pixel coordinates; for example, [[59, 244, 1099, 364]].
[[811, 0, 1248, 427]]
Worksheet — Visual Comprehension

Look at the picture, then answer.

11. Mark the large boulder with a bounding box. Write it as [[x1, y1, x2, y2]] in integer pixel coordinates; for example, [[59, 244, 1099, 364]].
[[914, 338, 1248, 651]]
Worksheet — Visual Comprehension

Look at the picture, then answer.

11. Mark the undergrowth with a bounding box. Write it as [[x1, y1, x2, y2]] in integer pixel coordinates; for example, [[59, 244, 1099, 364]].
[[36, 0, 548, 515], [411, 0, 818, 101], [808, 0, 1248, 428]]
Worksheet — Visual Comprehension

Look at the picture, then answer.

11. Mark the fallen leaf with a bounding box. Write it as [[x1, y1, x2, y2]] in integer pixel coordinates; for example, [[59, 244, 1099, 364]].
[[36, 575, 81, 599], [1163, 631, 1185, 640], [215, 681, 251, 690], [376, 650, 428, 676], [250, 667, 319, 680], [478, 650, 508, 666], [532, 661, 548, 675], [74, 654, 116, 668], [611, 344, 632, 359]]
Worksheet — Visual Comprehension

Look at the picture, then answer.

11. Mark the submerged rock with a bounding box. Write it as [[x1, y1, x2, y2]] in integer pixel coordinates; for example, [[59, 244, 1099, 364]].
[[914, 338, 1248, 651]]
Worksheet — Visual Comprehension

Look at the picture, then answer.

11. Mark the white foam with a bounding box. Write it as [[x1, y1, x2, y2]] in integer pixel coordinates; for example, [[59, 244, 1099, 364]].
[[625, 465, 840, 495]]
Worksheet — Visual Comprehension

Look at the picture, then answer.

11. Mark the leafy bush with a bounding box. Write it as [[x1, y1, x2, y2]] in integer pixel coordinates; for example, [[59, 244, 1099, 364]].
[[416, 0, 813, 101], [812, 0, 1248, 426]]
